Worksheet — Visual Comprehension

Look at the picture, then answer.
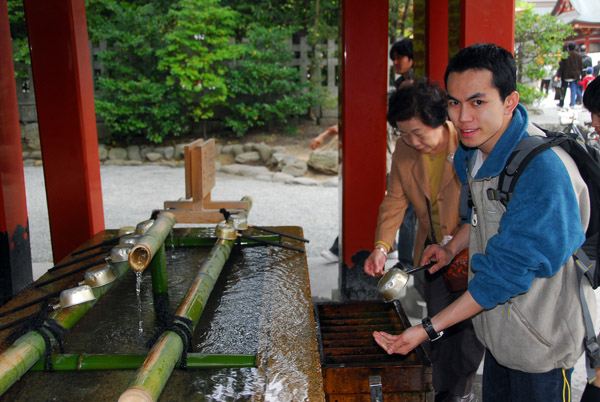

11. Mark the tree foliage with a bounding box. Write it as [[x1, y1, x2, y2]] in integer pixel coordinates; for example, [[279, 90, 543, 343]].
[[7, 0, 29, 78], [389, 0, 413, 42], [157, 0, 240, 134], [9, 0, 352, 142], [225, 25, 318, 135], [514, 1, 573, 104], [86, 0, 181, 143]]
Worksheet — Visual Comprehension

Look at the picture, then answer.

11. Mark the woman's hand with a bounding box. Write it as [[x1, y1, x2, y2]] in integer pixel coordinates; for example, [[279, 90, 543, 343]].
[[373, 325, 427, 355], [421, 244, 453, 274], [364, 249, 387, 277]]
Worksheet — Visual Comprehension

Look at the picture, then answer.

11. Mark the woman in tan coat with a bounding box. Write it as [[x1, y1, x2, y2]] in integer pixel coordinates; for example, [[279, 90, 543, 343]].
[[364, 79, 483, 402]]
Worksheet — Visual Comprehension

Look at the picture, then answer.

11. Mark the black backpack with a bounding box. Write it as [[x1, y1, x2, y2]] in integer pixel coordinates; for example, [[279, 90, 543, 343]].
[[461, 128, 600, 381]]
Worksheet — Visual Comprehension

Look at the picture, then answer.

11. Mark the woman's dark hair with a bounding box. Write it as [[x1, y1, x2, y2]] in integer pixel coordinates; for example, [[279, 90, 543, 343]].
[[444, 43, 517, 101], [583, 77, 600, 114], [387, 78, 448, 128], [389, 38, 414, 61]]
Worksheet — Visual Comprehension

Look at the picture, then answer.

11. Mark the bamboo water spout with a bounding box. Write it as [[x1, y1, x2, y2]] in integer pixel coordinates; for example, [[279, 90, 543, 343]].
[[128, 212, 177, 272], [119, 197, 252, 402]]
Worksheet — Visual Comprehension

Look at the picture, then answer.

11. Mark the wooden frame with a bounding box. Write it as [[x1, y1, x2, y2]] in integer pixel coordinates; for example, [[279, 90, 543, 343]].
[[162, 139, 249, 223]]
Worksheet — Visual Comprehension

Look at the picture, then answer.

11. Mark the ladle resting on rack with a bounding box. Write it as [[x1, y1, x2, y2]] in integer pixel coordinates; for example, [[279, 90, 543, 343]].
[[219, 208, 309, 253]]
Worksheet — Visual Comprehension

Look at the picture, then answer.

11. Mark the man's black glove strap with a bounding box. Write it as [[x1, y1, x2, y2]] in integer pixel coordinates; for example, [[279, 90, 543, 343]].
[[422, 317, 443, 341]]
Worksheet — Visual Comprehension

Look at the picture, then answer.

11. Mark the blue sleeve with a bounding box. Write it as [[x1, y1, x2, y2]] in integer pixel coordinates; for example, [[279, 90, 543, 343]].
[[468, 150, 586, 309]]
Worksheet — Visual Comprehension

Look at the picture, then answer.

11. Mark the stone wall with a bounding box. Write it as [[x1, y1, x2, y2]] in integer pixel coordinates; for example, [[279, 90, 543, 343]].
[[22, 141, 339, 187]]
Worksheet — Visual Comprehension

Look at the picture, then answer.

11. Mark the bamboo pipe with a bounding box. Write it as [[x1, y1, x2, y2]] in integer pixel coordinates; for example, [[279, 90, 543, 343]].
[[119, 197, 252, 402], [30, 353, 256, 371], [0, 260, 130, 396], [150, 243, 168, 295], [128, 212, 177, 272]]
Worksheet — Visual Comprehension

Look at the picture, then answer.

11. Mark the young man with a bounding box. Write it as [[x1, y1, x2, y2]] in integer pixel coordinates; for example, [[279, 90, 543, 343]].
[[581, 73, 600, 402], [372, 43, 597, 402], [583, 73, 600, 135], [389, 37, 414, 88]]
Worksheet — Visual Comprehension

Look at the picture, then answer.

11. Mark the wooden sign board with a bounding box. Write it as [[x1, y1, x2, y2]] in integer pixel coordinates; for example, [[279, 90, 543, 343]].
[[184, 138, 215, 200]]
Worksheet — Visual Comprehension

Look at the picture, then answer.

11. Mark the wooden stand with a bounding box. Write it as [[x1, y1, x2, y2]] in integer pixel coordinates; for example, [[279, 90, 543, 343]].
[[162, 139, 249, 223]]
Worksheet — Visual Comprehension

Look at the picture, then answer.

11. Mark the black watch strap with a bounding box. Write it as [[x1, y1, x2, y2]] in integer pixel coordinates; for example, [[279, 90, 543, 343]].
[[422, 317, 443, 341]]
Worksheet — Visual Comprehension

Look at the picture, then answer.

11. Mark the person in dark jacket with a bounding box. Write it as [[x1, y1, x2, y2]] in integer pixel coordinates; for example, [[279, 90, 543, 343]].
[[557, 42, 583, 108]]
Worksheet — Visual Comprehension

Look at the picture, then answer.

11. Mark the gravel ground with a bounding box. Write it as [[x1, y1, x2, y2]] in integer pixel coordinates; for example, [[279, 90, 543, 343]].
[[24, 165, 338, 263]]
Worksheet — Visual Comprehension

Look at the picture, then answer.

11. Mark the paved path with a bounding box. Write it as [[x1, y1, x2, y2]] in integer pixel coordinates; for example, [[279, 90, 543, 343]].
[[25, 166, 339, 264]]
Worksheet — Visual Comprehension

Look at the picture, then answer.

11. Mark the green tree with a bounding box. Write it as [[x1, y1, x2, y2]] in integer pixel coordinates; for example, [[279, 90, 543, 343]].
[[222, 0, 338, 38], [87, 0, 182, 144], [225, 25, 318, 135], [157, 0, 240, 137], [514, 2, 573, 104], [7, 0, 30, 79], [389, 0, 413, 42], [223, 0, 339, 119]]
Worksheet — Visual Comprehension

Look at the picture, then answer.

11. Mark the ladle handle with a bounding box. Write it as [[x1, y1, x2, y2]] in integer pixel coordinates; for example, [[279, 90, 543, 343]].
[[403, 261, 436, 275], [239, 234, 305, 253], [250, 225, 309, 243]]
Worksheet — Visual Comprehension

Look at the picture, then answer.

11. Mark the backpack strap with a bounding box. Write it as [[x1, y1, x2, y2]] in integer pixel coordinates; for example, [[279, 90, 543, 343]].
[[487, 135, 567, 206], [574, 250, 600, 382], [458, 181, 471, 221]]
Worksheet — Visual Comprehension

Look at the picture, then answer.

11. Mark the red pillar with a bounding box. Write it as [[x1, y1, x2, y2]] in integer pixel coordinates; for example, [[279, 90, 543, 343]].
[[24, 0, 104, 263], [426, 0, 449, 85], [462, 0, 515, 52], [0, 1, 33, 303], [341, 1, 388, 265]]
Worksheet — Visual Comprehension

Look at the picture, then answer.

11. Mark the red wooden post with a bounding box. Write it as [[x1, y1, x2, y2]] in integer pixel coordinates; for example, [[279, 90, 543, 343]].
[[340, 1, 388, 266], [0, 1, 33, 304], [24, 0, 105, 263], [462, 0, 515, 52], [426, 0, 450, 85]]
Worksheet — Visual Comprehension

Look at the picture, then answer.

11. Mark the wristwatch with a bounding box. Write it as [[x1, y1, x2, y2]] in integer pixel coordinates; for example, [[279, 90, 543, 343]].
[[422, 317, 444, 341]]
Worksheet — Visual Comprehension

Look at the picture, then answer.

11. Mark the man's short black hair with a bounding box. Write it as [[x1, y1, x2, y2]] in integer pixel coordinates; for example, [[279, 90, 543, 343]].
[[387, 78, 448, 128], [583, 77, 600, 114], [567, 41, 577, 51], [389, 38, 414, 60], [444, 43, 517, 101]]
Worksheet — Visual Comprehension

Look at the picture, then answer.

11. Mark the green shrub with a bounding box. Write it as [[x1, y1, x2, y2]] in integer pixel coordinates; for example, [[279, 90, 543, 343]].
[[225, 25, 319, 136], [517, 83, 545, 106]]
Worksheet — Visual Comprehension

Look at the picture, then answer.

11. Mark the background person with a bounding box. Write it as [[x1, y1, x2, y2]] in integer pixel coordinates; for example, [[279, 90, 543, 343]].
[[557, 41, 583, 108], [364, 79, 483, 402], [372, 43, 596, 402], [318, 38, 417, 264], [580, 67, 595, 92]]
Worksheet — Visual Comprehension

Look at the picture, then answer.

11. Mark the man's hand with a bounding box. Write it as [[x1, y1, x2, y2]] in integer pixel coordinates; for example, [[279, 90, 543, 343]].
[[373, 325, 428, 355], [364, 249, 387, 277], [310, 137, 324, 150]]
